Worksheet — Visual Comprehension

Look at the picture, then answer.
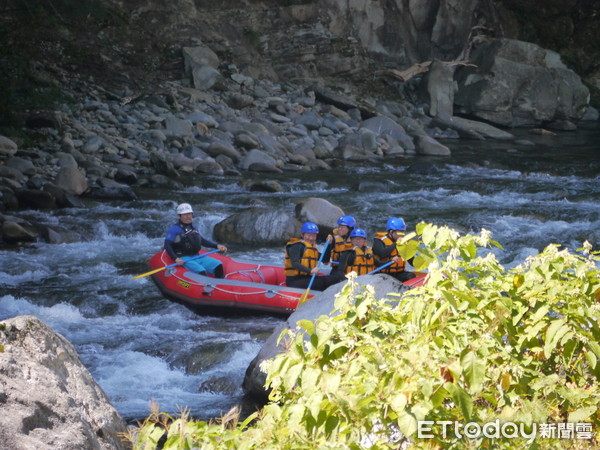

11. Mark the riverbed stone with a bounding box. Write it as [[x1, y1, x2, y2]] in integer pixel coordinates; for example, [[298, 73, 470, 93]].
[[0, 136, 18, 157], [414, 135, 451, 156], [214, 207, 299, 245], [294, 197, 344, 233], [0, 315, 127, 450], [54, 167, 88, 195]]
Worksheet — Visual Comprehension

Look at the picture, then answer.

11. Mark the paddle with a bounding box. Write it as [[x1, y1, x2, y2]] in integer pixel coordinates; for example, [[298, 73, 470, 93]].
[[366, 260, 394, 275], [297, 240, 329, 306], [132, 249, 220, 279]]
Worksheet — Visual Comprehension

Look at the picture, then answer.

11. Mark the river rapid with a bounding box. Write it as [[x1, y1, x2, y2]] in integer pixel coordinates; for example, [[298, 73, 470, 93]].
[[1, 125, 599, 422]]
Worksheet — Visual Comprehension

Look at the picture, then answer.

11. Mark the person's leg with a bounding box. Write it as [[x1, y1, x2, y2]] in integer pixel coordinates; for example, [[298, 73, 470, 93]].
[[286, 275, 310, 289], [394, 271, 416, 282], [193, 256, 223, 276], [181, 257, 207, 274]]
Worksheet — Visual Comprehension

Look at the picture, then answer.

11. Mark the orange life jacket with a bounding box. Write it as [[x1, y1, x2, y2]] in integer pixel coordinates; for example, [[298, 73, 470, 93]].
[[330, 227, 353, 265], [374, 232, 406, 273], [345, 246, 375, 275], [284, 238, 320, 276]]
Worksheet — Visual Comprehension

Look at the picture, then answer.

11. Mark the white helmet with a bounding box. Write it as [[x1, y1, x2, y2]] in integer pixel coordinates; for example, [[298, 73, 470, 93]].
[[176, 203, 193, 215]]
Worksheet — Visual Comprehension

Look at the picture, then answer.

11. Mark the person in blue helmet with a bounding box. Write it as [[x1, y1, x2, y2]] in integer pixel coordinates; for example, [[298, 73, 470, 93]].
[[335, 228, 379, 277], [284, 222, 338, 290], [322, 215, 357, 275], [373, 217, 416, 282], [164, 203, 228, 278]]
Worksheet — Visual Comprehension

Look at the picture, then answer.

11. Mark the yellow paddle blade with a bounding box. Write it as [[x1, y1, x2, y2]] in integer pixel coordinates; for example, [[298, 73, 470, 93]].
[[132, 265, 167, 279], [297, 287, 313, 306]]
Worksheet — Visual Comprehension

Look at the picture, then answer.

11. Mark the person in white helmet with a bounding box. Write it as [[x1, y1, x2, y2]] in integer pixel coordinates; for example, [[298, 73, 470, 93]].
[[164, 203, 228, 278]]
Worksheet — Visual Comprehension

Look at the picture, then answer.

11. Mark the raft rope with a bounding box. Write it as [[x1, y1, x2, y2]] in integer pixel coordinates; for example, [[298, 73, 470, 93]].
[[157, 251, 303, 301]]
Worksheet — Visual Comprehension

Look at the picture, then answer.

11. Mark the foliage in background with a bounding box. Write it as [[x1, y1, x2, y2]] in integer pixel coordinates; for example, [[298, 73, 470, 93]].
[[130, 224, 600, 449]]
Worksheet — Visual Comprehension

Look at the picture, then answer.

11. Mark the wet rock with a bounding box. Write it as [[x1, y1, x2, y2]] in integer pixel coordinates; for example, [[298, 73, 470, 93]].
[[242, 179, 283, 192], [16, 189, 57, 210], [406, 162, 439, 175], [0, 315, 127, 449], [207, 141, 242, 162], [86, 186, 137, 201], [199, 376, 238, 395], [415, 135, 451, 156], [226, 93, 254, 109], [2, 221, 38, 243], [214, 207, 299, 245]]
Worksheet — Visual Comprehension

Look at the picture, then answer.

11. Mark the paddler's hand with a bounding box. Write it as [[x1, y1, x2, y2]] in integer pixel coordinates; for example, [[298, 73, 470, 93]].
[[217, 244, 227, 253], [175, 257, 184, 266], [310, 267, 320, 275]]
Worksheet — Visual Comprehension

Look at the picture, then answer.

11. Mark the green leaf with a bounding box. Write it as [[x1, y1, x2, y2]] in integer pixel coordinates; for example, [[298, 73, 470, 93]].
[[460, 350, 485, 393], [284, 363, 303, 391], [397, 239, 420, 261], [544, 319, 569, 358], [444, 382, 473, 418], [296, 319, 314, 335], [568, 406, 597, 423], [421, 225, 437, 247], [397, 409, 418, 436]]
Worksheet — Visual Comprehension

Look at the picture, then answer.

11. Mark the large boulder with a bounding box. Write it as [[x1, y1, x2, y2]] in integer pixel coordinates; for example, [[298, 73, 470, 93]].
[[455, 39, 590, 127], [213, 207, 299, 245], [0, 315, 127, 449], [294, 197, 344, 236], [242, 275, 411, 402]]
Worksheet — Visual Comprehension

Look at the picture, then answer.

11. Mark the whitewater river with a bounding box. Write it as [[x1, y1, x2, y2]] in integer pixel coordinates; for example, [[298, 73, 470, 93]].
[[1, 125, 599, 422]]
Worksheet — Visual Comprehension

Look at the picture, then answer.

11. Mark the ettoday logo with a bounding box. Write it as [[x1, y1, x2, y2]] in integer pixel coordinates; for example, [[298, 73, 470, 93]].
[[417, 420, 594, 443]]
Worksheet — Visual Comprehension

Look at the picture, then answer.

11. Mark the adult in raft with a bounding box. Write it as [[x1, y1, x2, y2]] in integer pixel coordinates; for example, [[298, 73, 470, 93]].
[[164, 203, 228, 278], [372, 217, 416, 282], [336, 228, 378, 277], [322, 215, 357, 278], [284, 222, 338, 290]]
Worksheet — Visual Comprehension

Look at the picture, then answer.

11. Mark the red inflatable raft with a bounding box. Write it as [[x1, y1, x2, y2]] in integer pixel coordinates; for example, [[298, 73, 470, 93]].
[[148, 250, 427, 315]]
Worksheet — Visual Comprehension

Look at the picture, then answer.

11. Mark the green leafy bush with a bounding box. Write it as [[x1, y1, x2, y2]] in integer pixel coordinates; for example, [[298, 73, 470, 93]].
[[130, 224, 600, 449]]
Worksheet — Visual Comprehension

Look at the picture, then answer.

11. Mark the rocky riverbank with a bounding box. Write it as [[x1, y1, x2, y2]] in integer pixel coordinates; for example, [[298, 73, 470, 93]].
[[1, 35, 596, 249]]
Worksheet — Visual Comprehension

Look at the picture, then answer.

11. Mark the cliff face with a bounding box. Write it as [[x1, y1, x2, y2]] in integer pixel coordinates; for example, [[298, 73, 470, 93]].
[[1, 0, 599, 127]]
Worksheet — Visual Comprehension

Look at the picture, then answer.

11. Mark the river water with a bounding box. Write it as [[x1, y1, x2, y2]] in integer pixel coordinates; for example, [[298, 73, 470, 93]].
[[1, 124, 599, 422]]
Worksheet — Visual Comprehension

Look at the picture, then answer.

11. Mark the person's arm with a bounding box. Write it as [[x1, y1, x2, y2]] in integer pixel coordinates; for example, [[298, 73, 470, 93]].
[[288, 243, 312, 275], [373, 238, 396, 259], [322, 234, 334, 264], [200, 235, 227, 253], [164, 225, 180, 261]]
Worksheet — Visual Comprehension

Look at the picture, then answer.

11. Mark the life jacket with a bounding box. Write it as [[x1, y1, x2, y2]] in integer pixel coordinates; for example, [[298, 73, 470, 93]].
[[284, 238, 320, 276], [374, 232, 406, 273], [330, 227, 353, 265], [170, 223, 202, 257], [345, 246, 375, 275]]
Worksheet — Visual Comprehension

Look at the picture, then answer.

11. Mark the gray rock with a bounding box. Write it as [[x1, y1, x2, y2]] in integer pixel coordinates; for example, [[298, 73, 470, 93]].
[[183, 45, 220, 71], [239, 149, 279, 171], [415, 135, 451, 156], [164, 116, 193, 137], [17, 189, 57, 210], [431, 114, 514, 140], [243, 275, 411, 402], [455, 39, 590, 127], [6, 157, 36, 176], [227, 93, 254, 109], [0, 315, 127, 449], [192, 65, 227, 91], [294, 197, 344, 233], [426, 59, 456, 117], [54, 167, 88, 195], [2, 221, 38, 243], [0, 135, 18, 157], [214, 207, 299, 245], [207, 141, 242, 162]]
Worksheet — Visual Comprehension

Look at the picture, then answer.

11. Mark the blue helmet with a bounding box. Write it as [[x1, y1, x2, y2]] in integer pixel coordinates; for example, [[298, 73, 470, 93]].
[[386, 217, 406, 231], [349, 228, 367, 239], [301, 222, 319, 234], [337, 215, 357, 228]]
